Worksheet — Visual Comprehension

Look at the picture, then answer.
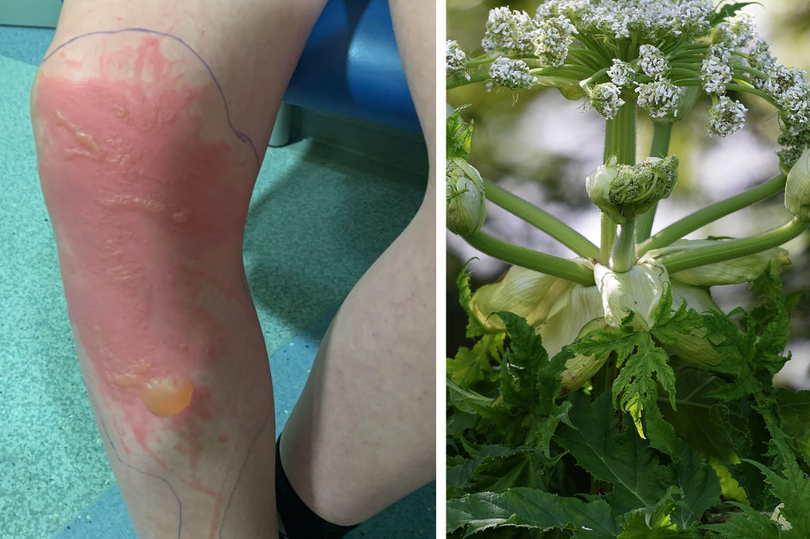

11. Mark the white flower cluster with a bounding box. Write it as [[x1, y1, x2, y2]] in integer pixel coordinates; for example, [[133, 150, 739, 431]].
[[588, 83, 625, 119], [446, 40, 469, 80], [636, 79, 680, 118], [762, 63, 810, 164], [638, 45, 667, 79], [712, 13, 756, 49], [534, 15, 578, 67], [708, 96, 747, 137], [488, 57, 537, 90], [748, 37, 774, 72], [482, 7, 576, 67], [608, 59, 635, 87], [482, 7, 534, 53], [536, 0, 715, 43], [702, 45, 733, 94]]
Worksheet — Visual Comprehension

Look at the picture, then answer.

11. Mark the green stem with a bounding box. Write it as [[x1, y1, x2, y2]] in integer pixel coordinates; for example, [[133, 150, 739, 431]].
[[636, 122, 674, 243], [659, 218, 808, 274], [726, 83, 779, 107], [638, 174, 787, 255], [601, 214, 616, 265], [733, 65, 769, 80], [611, 218, 637, 272], [464, 231, 596, 286], [484, 181, 600, 260], [600, 90, 636, 264], [447, 71, 490, 89]]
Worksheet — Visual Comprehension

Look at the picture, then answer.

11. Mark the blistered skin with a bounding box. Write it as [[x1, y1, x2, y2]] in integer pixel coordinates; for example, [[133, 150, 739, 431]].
[[142, 376, 195, 417], [34, 35, 269, 537]]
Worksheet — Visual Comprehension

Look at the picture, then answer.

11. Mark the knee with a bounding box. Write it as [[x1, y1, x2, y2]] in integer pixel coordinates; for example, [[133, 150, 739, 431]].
[[31, 34, 257, 250]]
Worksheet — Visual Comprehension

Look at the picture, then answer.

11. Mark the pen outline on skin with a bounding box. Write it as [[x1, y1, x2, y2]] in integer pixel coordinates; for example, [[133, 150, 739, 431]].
[[42, 27, 261, 168], [101, 417, 183, 539]]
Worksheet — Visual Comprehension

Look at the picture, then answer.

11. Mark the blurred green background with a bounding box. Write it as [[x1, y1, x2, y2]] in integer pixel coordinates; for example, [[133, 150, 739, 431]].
[[446, 0, 810, 387]]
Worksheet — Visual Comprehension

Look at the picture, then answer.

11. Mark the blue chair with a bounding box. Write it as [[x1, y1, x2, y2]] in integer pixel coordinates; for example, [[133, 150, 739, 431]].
[[270, 0, 420, 146]]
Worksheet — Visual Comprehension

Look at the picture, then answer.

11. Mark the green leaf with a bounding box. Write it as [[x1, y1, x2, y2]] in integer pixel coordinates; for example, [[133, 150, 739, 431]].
[[458, 261, 489, 339], [672, 441, 722, 529], [446, 488, 619, 538], [701, 503, 782, 539], [612, 333, 676, 439], [497, 311, 549, 411], [644, 403, 679, 457], [657, 366, 743, 463], [470, 447, 550, 494], [746, 437, 810, 536], [448, 105, 474, 158], [448, 376, 500, 419], [618, 490, 693, 538], [448, 333, 505, 387], [496, 312, 572, 456], [700, 291, 791, 402], [650, 287, 703, 347], [448, 410, 481, 437], [710, 2, 761, 26], [569, 320, 676, 440], [448, 445, 515, 492], [556, 392, 675, 514], [777, 388, 810, 455]]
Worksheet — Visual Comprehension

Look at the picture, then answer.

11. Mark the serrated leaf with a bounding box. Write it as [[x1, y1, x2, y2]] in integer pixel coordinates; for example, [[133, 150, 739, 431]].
[[618, 490, 692, 539], [650, 287, 704, 348], [657, 366, 743, 463], [701, 503, 782, 539], [448, 445, 515, 492], [612, 333, 676, 439], [458, 261, 489, 338], [448, 376, 500, 419], [496, 312, 572, 456], [448, 333, 505, 387], [448, 411, 481, 437], [498, 311, 549, 411], [673, 441, 722, 528], [644, 403, 679, 457], [777, 388, 810, 455], [745, 437, 810, 535], [446, 488, 619, 538], [710, 2, 761, 26], [471, 447, 549, 494], [556, 392, 675, 514], [448, 105, 474, 158]]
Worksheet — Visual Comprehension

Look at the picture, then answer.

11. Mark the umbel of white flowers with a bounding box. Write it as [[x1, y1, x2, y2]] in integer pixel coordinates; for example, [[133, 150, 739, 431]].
[[446, 0, 810, 168]]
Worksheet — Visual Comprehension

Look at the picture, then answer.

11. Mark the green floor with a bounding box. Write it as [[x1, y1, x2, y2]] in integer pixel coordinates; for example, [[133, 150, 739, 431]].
[[0, 41, 431, 538]]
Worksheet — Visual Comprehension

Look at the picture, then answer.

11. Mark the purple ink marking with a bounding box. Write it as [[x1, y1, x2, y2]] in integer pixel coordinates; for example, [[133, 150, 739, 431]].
[[218, 410, 272, 538], [101, 418, 183, 539], [42, 28, 262, 168]]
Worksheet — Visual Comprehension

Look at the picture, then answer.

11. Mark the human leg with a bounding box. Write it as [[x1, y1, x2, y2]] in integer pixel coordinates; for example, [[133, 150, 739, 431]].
[[31, 1, 326, 537], [278, 0, 437, 528]]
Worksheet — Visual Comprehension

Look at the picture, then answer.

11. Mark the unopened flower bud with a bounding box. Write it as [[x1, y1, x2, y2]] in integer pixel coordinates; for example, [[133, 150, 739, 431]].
[[785, 147, 810, 221], [587, 155, 679, 223], [586, 156, 625, 223], [446, 158, 486, 236]]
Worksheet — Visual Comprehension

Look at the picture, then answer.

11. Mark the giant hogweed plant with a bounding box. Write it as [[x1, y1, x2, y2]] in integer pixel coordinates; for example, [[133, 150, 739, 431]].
[[445, 1, 810, 538]]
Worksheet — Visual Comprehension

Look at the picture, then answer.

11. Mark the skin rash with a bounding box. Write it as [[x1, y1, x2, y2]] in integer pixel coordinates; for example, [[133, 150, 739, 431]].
[[34, 36, 266, 537]]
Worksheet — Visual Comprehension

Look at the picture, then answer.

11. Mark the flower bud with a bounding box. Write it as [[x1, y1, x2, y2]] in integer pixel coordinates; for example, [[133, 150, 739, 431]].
[[594, 259, 668, 331], [785, 146, 810, 221], [586, 155, 679, 223], [446, 158, 486, 236], [586, 156, 626, 223]]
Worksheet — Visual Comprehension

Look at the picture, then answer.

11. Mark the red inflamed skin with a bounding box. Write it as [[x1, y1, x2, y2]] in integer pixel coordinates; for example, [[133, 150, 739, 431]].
[[32, 35, 272, 538]]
